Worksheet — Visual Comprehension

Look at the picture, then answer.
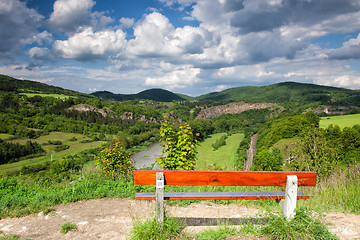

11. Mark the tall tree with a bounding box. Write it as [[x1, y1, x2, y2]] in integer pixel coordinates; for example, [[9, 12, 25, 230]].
[[156, 117, 197, 170]]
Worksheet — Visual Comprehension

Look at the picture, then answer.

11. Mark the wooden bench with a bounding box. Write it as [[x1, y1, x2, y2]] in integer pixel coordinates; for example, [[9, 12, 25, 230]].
[[133, 170, 317, 222]]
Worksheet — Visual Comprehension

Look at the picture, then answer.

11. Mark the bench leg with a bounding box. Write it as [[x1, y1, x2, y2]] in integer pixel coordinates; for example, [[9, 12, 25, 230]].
[[156, 172, 164, 224], [280, 175, 298, 221]]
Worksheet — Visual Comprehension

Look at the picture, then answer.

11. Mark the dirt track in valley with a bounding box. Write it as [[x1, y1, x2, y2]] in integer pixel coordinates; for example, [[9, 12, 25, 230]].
[[1, 198, 359, 240]]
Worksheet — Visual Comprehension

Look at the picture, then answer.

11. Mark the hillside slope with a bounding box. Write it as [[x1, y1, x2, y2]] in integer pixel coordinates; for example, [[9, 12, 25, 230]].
[[91, 88, 185, 102], [0, 74, 89, 97], [197, 82, 360, 106]]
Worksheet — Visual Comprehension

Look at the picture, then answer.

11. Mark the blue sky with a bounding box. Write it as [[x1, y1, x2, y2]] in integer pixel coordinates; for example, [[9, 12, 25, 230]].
[[1, 0, 360, 96]]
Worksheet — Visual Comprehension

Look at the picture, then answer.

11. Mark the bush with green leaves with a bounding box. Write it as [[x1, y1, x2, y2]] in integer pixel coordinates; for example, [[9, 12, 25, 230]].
[[54, 144, 70, 152], [96, 140, 133, 180], [252, 147, 284, 171], [212, 134, 228, 151], [156, 117, 197, 170]]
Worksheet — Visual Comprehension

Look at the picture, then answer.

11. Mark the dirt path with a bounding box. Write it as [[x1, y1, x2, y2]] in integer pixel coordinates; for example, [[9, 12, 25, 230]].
[[245, 133, 258, 170], [0, 198, 359, 240]]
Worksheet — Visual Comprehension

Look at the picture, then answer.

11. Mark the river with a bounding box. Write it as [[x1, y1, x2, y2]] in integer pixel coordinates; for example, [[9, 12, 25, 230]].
[[132, 142, 162, 170]]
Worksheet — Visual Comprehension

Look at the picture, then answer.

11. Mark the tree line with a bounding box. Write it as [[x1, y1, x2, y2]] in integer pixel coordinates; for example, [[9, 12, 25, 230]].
[[0, 140, 45, 164]]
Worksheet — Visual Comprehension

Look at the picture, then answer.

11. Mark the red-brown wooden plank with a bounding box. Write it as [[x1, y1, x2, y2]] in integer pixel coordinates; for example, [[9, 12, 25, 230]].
[[133, 170, 317, 187], [134, 191, 309, 200]]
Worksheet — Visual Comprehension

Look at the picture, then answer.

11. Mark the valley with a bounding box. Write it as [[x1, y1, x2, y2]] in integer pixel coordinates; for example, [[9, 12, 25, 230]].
[[0, 74, 359, 239]]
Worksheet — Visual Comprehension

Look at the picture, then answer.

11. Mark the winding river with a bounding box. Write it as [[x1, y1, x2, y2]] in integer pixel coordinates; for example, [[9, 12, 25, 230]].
[[132, 142, 162, 170]]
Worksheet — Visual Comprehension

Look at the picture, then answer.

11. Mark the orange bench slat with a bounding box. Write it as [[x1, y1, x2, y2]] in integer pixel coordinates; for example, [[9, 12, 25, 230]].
[[133, 170, 317, 187]]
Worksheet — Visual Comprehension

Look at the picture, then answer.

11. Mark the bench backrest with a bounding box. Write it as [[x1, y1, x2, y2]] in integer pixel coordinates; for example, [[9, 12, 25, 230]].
[[133, 170, 317, 187]]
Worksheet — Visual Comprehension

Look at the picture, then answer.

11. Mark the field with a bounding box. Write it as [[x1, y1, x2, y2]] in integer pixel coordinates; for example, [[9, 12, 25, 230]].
[[320, 113, 360, 129], [20, 93, 73, 99], [196, 133, 244, 170], [0, 132, 108, 175]]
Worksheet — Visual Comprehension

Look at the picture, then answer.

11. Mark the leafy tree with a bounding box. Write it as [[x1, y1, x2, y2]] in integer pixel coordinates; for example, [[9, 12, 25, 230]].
[[252, 147, 284, 171], [156, 117, 197, 170], [97, 140, 133, 180], [289, 128, 336, 177]]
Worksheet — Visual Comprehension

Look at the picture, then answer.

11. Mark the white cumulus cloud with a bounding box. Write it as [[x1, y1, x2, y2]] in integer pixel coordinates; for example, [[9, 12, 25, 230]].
[[53, 27, 126, 60], [0, 0, 43, 59], [48, 0, 95, 33], [145, 65, 200, 90]]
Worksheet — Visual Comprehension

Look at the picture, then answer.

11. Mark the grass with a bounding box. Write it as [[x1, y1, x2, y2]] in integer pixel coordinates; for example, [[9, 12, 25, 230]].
[[0, 134, 17, 140], [0, 132, 107, 175], [299, 164, 360, 213], [0, 234, 33, 240], [319, 113, 360, 129], [60, 222, 77, 234], [20, 93, 72, 100], [130, 216, 185, 240], [260, 209, 337, 240], [129, 209, 336, 240], [196, 133, 244, 170]]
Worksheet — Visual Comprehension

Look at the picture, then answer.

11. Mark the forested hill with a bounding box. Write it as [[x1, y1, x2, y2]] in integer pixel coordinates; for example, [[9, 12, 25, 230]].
[[196, 82, 360, 106], [91, 89, 185, 102], [0, 74, 89, 98], [2, 74, 359, 108]]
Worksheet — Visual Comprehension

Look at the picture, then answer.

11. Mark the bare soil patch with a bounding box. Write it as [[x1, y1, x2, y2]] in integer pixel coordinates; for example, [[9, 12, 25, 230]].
[[0, 198, 359, 239]]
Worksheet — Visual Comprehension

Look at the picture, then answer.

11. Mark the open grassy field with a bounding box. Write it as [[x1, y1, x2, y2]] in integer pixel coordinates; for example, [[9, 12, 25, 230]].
[[196, 133, 244, 170], [20, 93, 73, 99], [0, 133, 16, 140], [0, 132, 107, 175], [320, 113, 360, 129]]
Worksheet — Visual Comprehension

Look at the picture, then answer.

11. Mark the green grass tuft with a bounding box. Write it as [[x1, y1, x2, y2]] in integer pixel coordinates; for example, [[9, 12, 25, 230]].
[[60, 222, 77, 234], [130, 216, 185, 240], [261, 209, 337, 240]]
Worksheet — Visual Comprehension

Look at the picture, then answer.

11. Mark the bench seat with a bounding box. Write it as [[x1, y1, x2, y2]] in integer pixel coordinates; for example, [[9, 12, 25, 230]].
[[135, 191, 309, 200], [133, 170, 317, 221]]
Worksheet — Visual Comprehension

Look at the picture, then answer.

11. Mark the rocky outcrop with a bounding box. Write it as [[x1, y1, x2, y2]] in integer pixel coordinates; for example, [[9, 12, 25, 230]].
[[196, 102, 275, 119], [68, 104, 113, 117], [120, 112, 160, 123]]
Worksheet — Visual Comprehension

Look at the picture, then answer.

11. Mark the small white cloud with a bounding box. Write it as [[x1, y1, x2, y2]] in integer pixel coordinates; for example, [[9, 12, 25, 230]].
[[145, 65, 200, 89], [29, 47, 50, 59], [215, 84, 228, 92], [120, 17, 135, 28]]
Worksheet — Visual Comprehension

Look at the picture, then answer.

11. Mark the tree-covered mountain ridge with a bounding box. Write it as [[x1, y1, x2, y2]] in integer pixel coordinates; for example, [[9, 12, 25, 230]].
[[91, 89, 185, 102], [1, 74, 359, 109], [196, 82, 360, 107]]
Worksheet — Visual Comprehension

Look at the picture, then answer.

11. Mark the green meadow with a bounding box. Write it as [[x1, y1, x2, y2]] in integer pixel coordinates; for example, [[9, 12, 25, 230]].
[[21, 93, 73, 99], [0, 132, 107, 175], [320, 113, 360, 129], [196, 133, 244, 170]]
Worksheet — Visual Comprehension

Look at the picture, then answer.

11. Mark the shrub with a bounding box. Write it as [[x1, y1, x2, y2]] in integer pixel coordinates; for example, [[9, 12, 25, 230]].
[[252, 147, 283, 171], [96, 140, 133, 180], [54, 145, 70, 152], [212, 135, 228, 151], [48, 140, 62, 145]]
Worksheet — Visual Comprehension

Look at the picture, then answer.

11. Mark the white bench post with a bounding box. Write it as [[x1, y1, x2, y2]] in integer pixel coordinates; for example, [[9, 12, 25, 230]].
[[280, 175, 298, 221], [156, 172, 164, 224]]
